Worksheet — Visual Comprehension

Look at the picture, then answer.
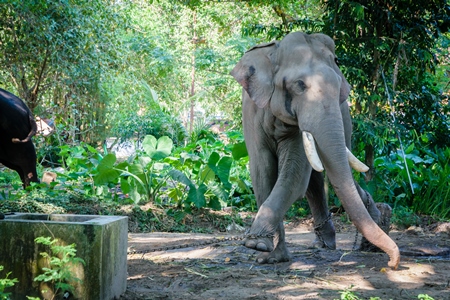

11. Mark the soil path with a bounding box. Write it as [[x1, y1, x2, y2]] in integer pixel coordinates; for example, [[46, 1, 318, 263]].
[[121, 222, 450, 300]]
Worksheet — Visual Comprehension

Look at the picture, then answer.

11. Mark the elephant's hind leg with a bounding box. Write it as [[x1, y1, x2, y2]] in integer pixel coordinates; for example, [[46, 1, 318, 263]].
[[306, 170, 336, 250], [356, 184, 393, 252]]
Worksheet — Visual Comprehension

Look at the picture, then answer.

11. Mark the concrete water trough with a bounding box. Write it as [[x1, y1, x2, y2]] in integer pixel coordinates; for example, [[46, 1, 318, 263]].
[[0, 213, 128, 300]]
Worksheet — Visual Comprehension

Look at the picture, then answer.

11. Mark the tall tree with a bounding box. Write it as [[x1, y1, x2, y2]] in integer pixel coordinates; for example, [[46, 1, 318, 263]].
[[0, 0, 128, 142], [321, 0, 450, 180]]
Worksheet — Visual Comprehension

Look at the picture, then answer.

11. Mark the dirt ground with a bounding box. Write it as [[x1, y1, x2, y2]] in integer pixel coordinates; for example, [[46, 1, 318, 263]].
[[121, 217, 450, 300]]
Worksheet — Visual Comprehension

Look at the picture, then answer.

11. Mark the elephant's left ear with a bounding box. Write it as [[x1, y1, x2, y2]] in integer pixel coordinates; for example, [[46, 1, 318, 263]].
[[333, 63, 351, 104], [230, 42, 277, 108]]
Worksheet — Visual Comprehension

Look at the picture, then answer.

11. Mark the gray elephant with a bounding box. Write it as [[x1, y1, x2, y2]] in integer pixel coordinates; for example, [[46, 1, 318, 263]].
[[230, 32, 400, 269]]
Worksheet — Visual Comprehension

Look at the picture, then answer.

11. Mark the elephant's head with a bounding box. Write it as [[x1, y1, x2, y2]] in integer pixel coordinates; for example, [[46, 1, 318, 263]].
[[231, 32, 399, 269]]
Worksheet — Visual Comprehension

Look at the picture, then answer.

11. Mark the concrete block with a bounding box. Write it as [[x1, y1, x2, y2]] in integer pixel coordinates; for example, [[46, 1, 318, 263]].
[[0, 213, 127, 299]]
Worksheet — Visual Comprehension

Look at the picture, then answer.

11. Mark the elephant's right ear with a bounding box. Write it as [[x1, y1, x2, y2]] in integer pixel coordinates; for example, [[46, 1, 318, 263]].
[[230, 42, 276, 108]]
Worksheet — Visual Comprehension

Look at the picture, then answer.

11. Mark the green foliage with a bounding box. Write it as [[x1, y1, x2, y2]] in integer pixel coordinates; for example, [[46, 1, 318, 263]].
[[95, 135, 174, 204], [168, 130, 252, 211], [336, 288, 360, 300], [392, 206, 420, 229], [111, 110, 187, 146], [0, 0, 448, 224], [418, 295, 435, 300], [34, 237, 85, 298], [2, 129, 254, 213], [335, 286, 435, 300], [0, 0, 131, 143], [0, 266, 18, 300], [106, 81, 188, 146], [332, 0, 450, 220], [0, 169, 23, 199], [358, 140, 450, 219], [56, 142, 104, 197], [241, 1, 324, 40], [94, 133, 253, 210]]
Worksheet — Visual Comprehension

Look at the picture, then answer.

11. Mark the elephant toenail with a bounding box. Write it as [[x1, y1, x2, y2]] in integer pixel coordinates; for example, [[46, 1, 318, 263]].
[[245, 240, 256, 248], [256, 242, 269, 251]]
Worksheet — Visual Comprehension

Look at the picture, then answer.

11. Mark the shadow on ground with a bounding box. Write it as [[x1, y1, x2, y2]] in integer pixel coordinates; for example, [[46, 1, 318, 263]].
[[121, 221, 450, 300]]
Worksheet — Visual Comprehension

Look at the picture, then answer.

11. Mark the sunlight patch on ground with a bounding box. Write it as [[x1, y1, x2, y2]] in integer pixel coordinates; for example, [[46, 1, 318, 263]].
[[386, 262, 436, 286]]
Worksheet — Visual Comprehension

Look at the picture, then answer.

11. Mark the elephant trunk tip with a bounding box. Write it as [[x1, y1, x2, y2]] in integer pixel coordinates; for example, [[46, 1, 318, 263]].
[[387, 246, 401, 270]]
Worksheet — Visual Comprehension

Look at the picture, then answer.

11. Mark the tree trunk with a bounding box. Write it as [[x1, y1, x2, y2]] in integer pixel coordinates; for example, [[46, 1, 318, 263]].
[[189, 11, 197, 134]]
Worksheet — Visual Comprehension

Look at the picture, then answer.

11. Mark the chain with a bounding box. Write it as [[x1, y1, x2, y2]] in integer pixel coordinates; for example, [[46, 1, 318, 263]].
[[352, 230, 359, 251], [313, 212, 332, 248], [127, 232, 274, 256]]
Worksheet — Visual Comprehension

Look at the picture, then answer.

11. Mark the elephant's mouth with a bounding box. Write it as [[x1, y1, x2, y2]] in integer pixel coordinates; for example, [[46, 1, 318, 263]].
[[302, 131, 369, 173]]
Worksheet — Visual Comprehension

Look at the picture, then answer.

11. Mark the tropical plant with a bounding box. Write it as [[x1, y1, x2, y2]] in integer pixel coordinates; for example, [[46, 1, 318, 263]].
[[95, 135, 174, 204], [33, 237, 85, 300], [167, 130, 252, 211], [94, 132, 253, 210], [359, 140, 450, 218], [0, 266, 18, 300]]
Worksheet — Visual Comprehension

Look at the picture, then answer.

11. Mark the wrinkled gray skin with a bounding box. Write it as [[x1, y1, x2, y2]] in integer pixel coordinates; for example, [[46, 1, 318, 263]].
[[231, 32, 400, 269]]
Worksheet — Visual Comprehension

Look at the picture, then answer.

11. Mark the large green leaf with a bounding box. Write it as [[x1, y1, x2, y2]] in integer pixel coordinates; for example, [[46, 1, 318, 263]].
[[209, 182, 228, 201], [129, 163, 144, 176], [138, 156, 152, 168], [200, 165, 215, 183], [97, 153, 116, 172], [94, 168, 120, 185], [232, 141, 248, 160], [128, 182, 141, 204], [143, 135, 173, 160], [120, 177, 131, 194], [216, 156, 232, 189], [207, 152, 232, 189], [208, 197, 222, 210], [169, 169, 194, 187], [187, 183, 207, 208], [208, 152, 220, 166]]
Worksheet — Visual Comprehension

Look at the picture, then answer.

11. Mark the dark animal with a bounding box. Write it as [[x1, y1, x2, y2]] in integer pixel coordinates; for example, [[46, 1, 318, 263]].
[[0, 88, 39, 188]]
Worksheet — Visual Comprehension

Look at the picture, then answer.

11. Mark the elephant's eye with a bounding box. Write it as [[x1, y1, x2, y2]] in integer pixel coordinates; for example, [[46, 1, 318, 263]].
[[334, 57, 340, 66], [297, 80, 307, 91]]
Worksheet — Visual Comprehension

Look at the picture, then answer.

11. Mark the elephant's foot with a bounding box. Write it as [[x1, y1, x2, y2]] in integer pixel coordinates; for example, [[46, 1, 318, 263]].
[[312, 213, 336, 250], [255, 243, 290, 264], [360, 203, 392, 252], [244, 235, 274, 252]]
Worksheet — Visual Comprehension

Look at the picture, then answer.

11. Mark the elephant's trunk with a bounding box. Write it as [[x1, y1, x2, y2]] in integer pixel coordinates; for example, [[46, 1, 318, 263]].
[[303, 128, 400, 269]]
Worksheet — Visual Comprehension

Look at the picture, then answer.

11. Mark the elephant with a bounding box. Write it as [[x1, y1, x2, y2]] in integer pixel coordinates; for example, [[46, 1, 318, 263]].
[[0, 88, 39, 188], [230, 32, 400, 269]]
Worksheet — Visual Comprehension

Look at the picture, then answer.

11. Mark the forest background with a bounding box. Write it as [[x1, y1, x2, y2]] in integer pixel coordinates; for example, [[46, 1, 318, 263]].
[[0, 0, 449, 226]]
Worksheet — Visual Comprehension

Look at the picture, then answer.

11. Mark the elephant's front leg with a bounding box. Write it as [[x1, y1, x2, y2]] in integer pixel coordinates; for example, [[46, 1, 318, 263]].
[[245, 136, 311, 263], [249, 220, 291, 264], [243, 137, 278, 253]]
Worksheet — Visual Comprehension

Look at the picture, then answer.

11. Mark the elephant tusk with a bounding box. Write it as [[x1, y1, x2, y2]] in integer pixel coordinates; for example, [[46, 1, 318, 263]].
[[302, 131, 324, 172], [347, 148, 369, 172]]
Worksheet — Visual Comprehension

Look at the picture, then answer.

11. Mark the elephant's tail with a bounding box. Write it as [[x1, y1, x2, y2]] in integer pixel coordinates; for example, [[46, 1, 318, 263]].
[[11, 114, 38, 143]]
